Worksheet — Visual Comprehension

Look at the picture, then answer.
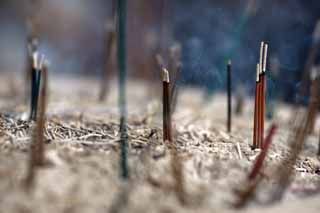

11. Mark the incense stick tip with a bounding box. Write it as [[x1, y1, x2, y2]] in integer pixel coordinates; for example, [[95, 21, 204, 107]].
[[256, 64, 260, 82], [162, 68, 170, 82]]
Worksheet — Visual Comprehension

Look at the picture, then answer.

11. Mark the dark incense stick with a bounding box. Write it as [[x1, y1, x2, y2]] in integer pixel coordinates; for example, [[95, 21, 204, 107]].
[[162, 68, 172, 142], [117, 0, 129, 179], [25, 59, 48, 188], [30, 52, 44, 121], [227, 60, 232, 132]]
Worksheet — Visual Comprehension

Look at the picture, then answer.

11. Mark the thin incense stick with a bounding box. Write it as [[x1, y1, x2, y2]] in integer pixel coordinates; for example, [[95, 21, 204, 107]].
[[227, 60, 232, 132], [260, 43, 268, 148], [25, 58, 48, 188], [249, 124, 277, 180], [253, 64, 260, 149], [117, 0, 129, 179], [30, 52, 44, 121], [162, 68, 172, 142]]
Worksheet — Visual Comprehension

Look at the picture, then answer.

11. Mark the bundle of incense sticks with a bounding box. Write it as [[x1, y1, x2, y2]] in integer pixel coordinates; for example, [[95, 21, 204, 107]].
[[253, 42, 268, 149], [30, 52, 45, 121]]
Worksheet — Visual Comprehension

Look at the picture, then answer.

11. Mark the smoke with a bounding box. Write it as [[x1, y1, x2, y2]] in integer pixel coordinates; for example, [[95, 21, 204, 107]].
[[173, 0, 320, 100]]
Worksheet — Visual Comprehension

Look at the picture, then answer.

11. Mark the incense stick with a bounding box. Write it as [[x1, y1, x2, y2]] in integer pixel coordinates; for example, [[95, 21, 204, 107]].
[[117, 0, 129, 179], [30, 52, 44, 121], [249, 124, 277, 180], [25, 58, 48, 188], [253, 64, 260, 149], [162, 68, 172, 142], [227, 60, 232, 132], [259, 43, 268, 148]]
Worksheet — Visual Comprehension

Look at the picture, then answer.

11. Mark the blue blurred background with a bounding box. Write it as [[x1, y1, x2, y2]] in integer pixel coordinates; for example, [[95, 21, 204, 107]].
[[0, 0, 319, 102]]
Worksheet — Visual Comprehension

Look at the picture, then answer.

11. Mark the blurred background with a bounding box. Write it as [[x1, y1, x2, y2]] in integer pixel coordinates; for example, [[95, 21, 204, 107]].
[[0, 0, 320, 103]]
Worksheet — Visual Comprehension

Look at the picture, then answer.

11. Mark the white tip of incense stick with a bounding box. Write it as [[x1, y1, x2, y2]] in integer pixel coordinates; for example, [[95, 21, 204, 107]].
[[256, 64, 260, 82], [259, 41, 264, 72], [263, 44, 268, 72], [228, 59, 232, 65], [33, 52, 39, 69], [162, 68, 170, 82], [313, 20, 320, 42]]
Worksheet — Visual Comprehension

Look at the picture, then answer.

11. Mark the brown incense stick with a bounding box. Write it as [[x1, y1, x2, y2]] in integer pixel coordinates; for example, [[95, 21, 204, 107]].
[[260, 43, 268, 148], [236, 124, 277, 208], [249, 124, 277, 180], [253, 64, 260, 149], [162, 68, 172, 142]]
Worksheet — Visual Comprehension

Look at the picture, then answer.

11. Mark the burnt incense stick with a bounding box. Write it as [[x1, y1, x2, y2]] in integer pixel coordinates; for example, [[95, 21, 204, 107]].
[[25, 58, 48, 188], [162, 68, 172, 142], [30, 52, 44, 121], [117, 0, 129, 179], [259, 43, 268, 148], [227, 60, 232, 132], [253, 64, 260, 149], [249, 124, 277, 180]]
